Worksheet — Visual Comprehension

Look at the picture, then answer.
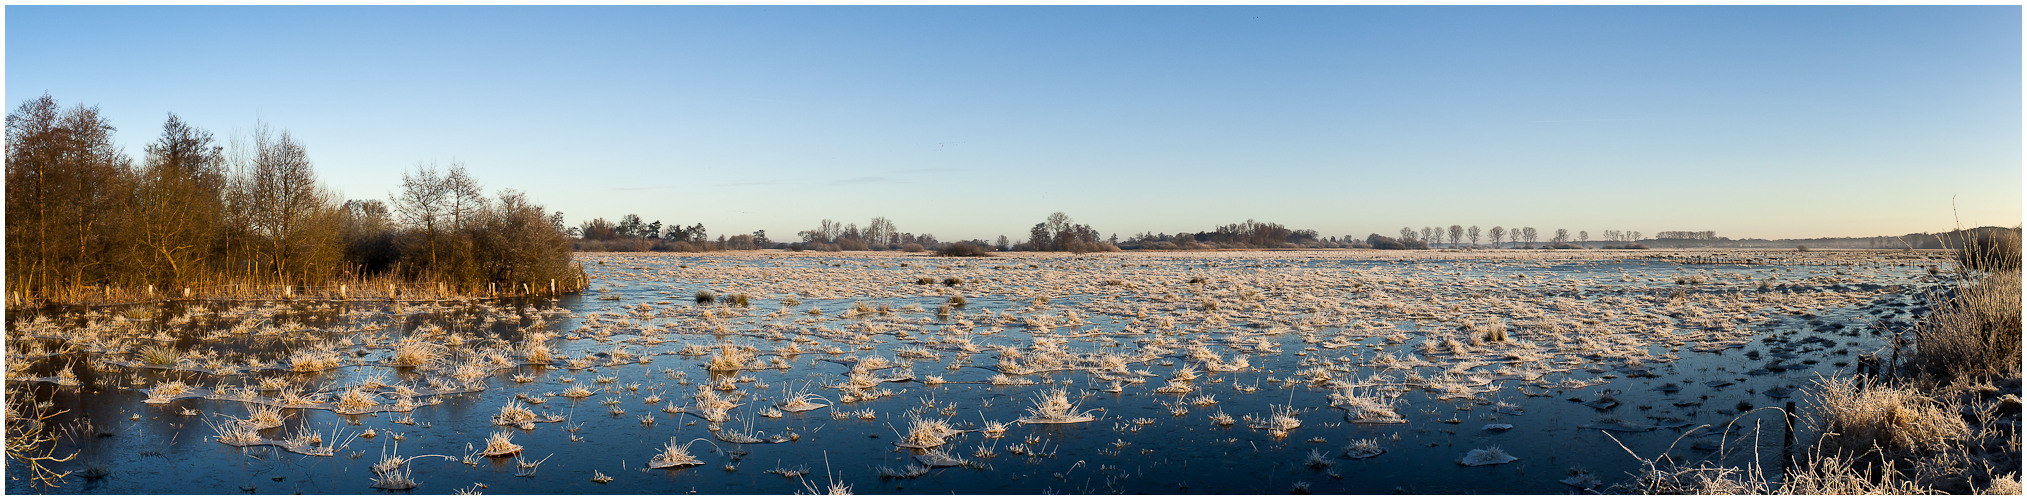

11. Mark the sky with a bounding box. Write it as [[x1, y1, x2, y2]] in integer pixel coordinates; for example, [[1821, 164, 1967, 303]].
[[6, 5, 2021, 242]]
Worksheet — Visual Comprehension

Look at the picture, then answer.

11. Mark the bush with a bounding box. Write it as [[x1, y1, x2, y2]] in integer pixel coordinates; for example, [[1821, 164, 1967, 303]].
[[902, 243, 925, 253], [937, 242, 992, 257], [1365, 234, 1427, 250], [1796, 245, 1811, 252]]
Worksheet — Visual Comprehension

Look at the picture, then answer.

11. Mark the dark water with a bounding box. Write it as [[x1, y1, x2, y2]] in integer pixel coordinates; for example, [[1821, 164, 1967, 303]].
[[5, 251, 1951, 494]]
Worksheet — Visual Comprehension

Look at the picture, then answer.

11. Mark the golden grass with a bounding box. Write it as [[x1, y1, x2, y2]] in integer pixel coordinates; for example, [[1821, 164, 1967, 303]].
[[137, 345, 182, 366], [1018, 388, 1099, 424], [493, 402, 538, 426], [1807, 375, 1970, 460], [705, 344, 755, 372], [390, 339, 443, 368], [1910, 271, 2021, 381], [648, 437, 709, 468], [479, 430, 522, 457]]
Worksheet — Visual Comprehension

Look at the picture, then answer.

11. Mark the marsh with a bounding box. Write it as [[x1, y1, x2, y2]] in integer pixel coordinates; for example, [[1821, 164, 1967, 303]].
[[5, 249, 1956, 494]]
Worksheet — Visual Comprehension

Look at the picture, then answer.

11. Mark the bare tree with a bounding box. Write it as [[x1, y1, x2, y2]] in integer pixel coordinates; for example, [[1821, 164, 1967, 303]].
[[1468, 225, 1481, 247], [1448, 225, 1464, 248], [5, 95, 133, 293], [1522, 227, 1538, 247], [1578, 230, 1589, 248], [1488, 226, 1505, 248], [391, 162, 448, 271], [866, 216, 897, 250], [1552, 228, 1570, 245], [443, 162, 487, 233], [1400, 227, 1417, 243], [235, 122, 339, 283], [799, 219, 842, 245], [132, 113, 225, 288], [1046, 212, 1075, 251]]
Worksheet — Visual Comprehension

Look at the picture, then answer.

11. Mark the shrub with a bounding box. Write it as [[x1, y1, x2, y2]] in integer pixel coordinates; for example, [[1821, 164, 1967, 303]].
[[902, 243, 925, 253], [1796, 245, 1811, 252], [694, 291, 716, 304], [1365, 234, 1429, 250], [942, 277, 963, 287], [937, 242, 991, 257]]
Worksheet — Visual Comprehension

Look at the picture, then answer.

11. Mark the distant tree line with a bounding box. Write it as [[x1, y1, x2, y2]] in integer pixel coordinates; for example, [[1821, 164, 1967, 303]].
[[4, 94, 581, 299], [572, 214, 775, 252], [1119, 219, 1339, 250], [1655, 230, 1719, 241], [794, 216, 942, 252], [1637, 227, 2022, 250], [1019, 212, 1117, 253]]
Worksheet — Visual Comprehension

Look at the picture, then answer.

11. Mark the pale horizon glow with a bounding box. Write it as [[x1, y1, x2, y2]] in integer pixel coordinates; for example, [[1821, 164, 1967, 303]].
[[7, 6, 2020, 242]]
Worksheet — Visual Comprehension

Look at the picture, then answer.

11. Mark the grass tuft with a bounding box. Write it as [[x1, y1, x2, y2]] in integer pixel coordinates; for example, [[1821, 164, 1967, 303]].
[[138, 346, 182, 366], [1806, 375, 1969, 460], [1909, 271, 2020, 381], [479, 430, 523, 457]]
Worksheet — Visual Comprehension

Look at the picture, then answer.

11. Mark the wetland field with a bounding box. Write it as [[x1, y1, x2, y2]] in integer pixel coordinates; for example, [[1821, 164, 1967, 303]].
[[5, 249, 1963, 494]]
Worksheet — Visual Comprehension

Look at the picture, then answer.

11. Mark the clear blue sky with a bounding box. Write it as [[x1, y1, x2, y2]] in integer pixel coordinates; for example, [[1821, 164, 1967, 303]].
[[8, 6, 2020, 241]]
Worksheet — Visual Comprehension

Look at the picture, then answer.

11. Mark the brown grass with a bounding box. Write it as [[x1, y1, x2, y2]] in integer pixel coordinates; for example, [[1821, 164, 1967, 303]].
[[1909, 271, 2020, 381], [1806, 375, 1969, 461]]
